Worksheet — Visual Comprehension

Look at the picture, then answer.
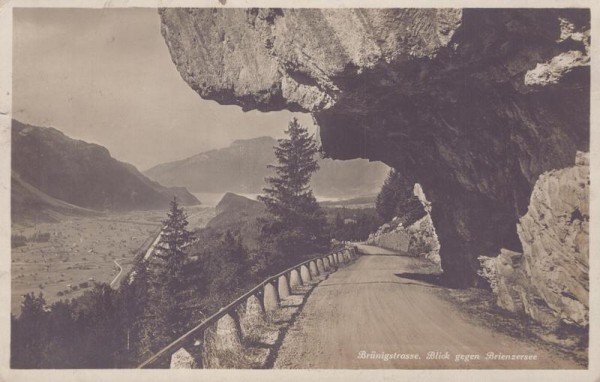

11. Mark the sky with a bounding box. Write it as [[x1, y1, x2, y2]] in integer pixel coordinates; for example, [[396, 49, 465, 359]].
[[13, 8, 316, 171]]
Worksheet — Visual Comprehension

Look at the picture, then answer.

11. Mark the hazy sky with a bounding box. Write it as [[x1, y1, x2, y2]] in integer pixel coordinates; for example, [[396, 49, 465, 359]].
[[13, 8, 316, 170]]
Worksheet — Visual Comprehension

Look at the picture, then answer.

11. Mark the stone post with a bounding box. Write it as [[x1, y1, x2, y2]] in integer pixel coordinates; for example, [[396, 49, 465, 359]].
[[344, 249, 351, 261], [309, 261, 319, 277], [263, 282, 279, 312], [202, 313, 244, 368], [289, 268, 302, 289], [300, 264, 312, 283], [316, 258, 325, 274], [239, 294, 266, 339], [170, 347, 198, 369], [215, 314, 243, 351], [323, 257, 330, 271], [278, 274, 290, 299]]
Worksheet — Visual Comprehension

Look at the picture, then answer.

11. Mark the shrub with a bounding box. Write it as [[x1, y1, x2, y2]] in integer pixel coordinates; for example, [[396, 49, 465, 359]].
[[31, 232, 51, 243], [11, 235, 27, 248]]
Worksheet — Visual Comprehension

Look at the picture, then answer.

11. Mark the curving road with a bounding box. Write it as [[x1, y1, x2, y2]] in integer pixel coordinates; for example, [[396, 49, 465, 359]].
[[110, 259, 124, 288], [274, 245, 582, 369]]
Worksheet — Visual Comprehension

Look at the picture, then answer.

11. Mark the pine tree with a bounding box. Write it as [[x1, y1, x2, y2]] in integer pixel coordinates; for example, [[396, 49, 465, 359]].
[[117, 262, 150, 365], [258, 118, 329, 264], [376, 169, 404, 222], [79, 284, 120, 368], [376, 169, 425, 225], [221, 229, 245, 269], [161, 197, 193, 265], [11, 293, 48, 368], [217, 230, 247, 290], [148, 197, 193, 351], [335, 212, 344, 230]]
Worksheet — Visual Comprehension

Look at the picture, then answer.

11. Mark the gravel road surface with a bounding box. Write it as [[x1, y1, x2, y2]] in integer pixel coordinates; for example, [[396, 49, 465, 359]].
[[274, 246, 581, 369]]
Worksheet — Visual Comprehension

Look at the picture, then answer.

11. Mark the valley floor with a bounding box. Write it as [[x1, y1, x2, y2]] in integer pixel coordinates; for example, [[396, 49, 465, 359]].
[[10, 205, 215, 315], [274, 245, 584, 369]]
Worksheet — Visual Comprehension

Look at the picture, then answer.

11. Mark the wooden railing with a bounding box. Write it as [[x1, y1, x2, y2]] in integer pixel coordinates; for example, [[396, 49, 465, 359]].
[[138, 244, 359, 369]]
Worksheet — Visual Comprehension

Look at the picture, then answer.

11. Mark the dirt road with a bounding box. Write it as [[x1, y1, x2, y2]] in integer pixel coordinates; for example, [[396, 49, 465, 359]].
[[109, 259, 124, 288], [274, 245, 581, 369], [352, 243, 402, 256]]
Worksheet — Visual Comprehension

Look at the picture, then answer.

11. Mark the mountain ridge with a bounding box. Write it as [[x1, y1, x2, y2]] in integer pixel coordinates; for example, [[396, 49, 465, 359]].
[[12, 120, 200, 223], [145, 136, 389, 198]]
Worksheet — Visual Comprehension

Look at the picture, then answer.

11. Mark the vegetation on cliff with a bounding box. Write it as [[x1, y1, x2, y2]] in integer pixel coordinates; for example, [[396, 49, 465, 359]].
[[375, 169, 426, 226]]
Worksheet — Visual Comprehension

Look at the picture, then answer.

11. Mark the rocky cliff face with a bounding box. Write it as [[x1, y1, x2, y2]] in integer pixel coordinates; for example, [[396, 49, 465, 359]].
[[368, 184, 441, 267], [479, 152, 589, 328], [159, 8, 590, 286]]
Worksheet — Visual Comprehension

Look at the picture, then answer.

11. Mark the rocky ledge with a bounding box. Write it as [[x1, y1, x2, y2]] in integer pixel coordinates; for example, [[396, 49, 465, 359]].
[[479, 152, 589, 329], [159, 8, 589, 286]]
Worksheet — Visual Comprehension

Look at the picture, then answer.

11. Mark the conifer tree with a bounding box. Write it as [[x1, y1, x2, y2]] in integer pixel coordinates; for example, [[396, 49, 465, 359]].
[[376, 169, 403, 222], [119, 262, 150, 364], [161, 197, 193, 265], [147, 197, 193, 351], [221, 229, 246, 271], [376, 169, 425, 225], [335, 212, 344, 230], [11, 293, 48, 368], [258, 118, 328, 264]]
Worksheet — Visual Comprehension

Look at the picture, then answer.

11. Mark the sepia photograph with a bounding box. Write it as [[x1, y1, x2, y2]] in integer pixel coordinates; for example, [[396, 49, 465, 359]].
[[0, 2, 596, 380]]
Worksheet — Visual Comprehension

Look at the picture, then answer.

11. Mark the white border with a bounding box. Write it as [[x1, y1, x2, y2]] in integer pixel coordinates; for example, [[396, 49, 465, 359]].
[[0, 1, 597, 381]]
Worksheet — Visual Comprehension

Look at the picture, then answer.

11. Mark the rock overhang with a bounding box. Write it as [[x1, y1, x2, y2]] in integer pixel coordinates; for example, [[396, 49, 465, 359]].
[[158, 8, 590, 287]]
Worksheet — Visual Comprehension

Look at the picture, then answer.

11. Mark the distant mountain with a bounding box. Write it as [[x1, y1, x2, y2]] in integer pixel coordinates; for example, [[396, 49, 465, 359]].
[[145, 136, 389, 199], [213, 192, 266, 218], [206, 193, 267, 250], [12, 120, 199, 221], [319, 195, 377, 209]]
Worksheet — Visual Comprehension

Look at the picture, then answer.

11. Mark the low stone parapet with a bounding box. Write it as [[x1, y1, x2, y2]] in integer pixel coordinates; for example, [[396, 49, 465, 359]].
[[137, 244, 360, 369]]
